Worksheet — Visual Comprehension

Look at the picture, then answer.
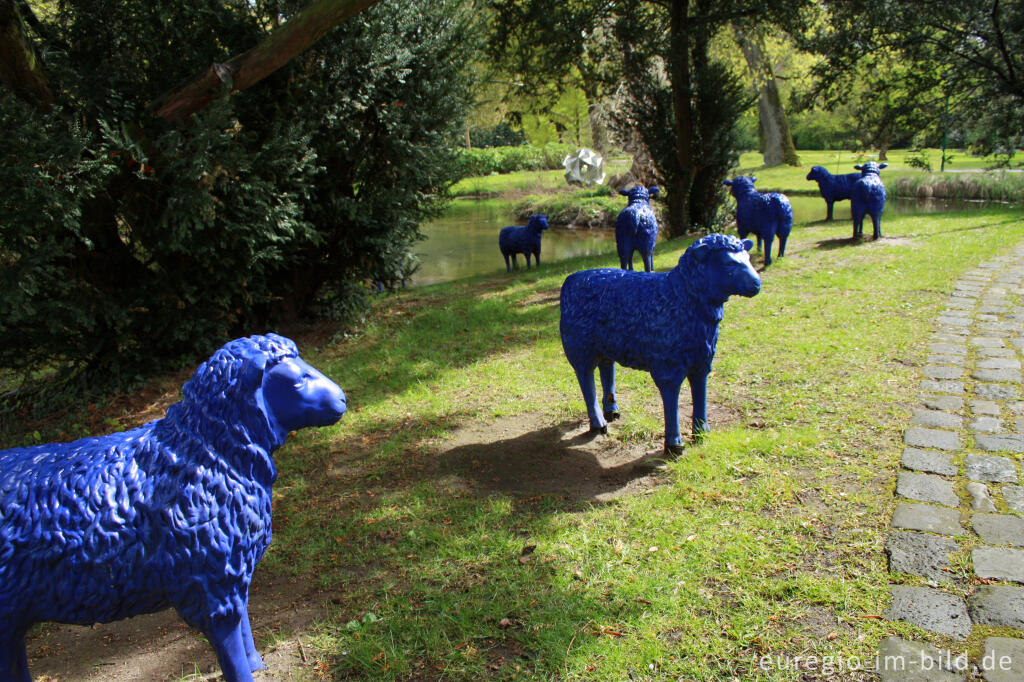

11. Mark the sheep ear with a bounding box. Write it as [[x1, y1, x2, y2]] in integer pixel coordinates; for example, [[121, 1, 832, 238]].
[[690, 241, 710, 262], [742, 239, 754, 252], [854, 164, 863, 170], [722, 179, 732, 186], [648, 186, 660, 195], [749, 176, 757, 183], [618, 189, 629, 196], [879, 163, 888, 169]]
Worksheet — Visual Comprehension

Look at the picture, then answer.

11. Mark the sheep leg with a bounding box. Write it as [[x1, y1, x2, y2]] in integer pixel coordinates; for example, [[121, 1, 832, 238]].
[[534, 248, 541, 268], [642, 251, 654, 272], [763, 234, 774, 266], [872, 214, 882, 240], [240, 602, 264, 672], [825, 200, 834, 221], [503, 254, 511, 273], [777, 232, 788, 259], [597, 359, 619, 421], [653, 376, 684, 453], [207, 617, 256, 682], [511, 254, 519, 270], [688, 369, 710, 441], [0, 633, 31, 682], [524, 252, 532, 269], [573, 364, 607, 434]]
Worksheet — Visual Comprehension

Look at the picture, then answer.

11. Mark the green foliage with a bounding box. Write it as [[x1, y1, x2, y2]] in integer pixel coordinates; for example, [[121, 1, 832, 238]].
[[0, 0, 474, 385], [454, 143, 572, 177]]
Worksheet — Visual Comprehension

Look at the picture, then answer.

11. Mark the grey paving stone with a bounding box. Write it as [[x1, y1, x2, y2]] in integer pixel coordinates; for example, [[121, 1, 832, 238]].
[[885, 586, 971, 639], [972, 417, 1004, 433], [905, 427, 961, 451], [875, 637, 966, 682], [897, 471, 960, 507], [981, 637, 1024, 682], [974, 368, 1023, 383], [979, 305, 1010, 314], [924, 366, 966, 380], [972, 400, 1003, 416], [1014, 417, 1024, 433], [966, 454, 1019, 483], [979, 347, 1018, 358], [974, 546, 1024, 583], [967, 482, 999, 512], [1007, 402, 1024, 415], [935, 332, 969, 343], [902, 448, 958, 476], [947, 299, 976, 310], [975, 434, 1024, 454], [926, 395, 965, 411], [980, 358, 1024, 370], [968, 585, 1024, 629], [973, 514, 1024, 546], [912, 409, 963, 429], [930, 343, 968, 356], [929, 354, 966, 366], [977, 384, 1021, 400], [974, 337, 1008, 347], [1004, 485, 1024, 513], [943, 309, 973, 318], [922, 379, 967, 395], [886, 531, 961, 582], [1014, 337, 1024, 350], [892, 503, 965, 536], [980, 322, 1024, 334], [938, 316, 972, 327]]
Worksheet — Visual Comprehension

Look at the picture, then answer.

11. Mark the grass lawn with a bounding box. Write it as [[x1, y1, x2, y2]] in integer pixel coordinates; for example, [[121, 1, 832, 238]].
[[7, 158, 1024, 680]]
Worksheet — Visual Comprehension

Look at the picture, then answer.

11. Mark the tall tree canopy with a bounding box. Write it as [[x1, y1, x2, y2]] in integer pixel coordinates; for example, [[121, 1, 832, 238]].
[[0, 0, 474, 384], [804, 0, 1024, 148], [489, 0, 811, 237]]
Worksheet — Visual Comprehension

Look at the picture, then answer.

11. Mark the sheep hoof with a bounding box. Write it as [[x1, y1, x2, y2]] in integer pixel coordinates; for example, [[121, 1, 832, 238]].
[[588, 424, 608, 436], [664, 443, 685, 457], [603, 409, 620, 422]]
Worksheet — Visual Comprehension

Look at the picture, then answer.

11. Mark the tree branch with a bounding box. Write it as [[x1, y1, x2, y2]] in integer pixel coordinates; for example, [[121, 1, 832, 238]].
[[0, 0, 52, 109], [148, 0, 383, 123]]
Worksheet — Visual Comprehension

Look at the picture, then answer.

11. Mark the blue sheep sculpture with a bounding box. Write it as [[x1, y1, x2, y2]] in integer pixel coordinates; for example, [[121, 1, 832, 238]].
[[616, 185, 660, 271], [499, 214, 549, 272], [723, 176, 792, 266], [851, 161, 888, 240], [0, 334, 347, 682], [560, 234, 761, 453], [805, 165, 861, 221]]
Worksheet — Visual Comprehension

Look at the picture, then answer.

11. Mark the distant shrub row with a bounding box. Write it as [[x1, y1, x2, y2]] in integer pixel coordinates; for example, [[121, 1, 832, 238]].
[[454, 143, 575, 178], [890, 172, 1024, 203]]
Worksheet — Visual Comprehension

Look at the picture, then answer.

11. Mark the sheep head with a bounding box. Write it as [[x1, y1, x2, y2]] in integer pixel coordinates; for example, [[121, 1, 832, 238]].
[[527, 214, 550, 232], [854, 162, 888, 175], [722, 176, 758, 198], [262, 355, 347, 434], [806, 166, 827, 181], [617, 185, 659, 203], [676, 234, 761, 306]]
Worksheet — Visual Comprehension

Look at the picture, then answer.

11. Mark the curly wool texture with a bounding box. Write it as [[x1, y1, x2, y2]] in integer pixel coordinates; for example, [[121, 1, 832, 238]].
[[851, 161, 887, 238], [615, 186, 660, 271], [499, 214, 549, 270], [0, 335, 297, 634], [560, 234, 746, 382], [806, 166, 861, 218], [726, 177, 793, 250]]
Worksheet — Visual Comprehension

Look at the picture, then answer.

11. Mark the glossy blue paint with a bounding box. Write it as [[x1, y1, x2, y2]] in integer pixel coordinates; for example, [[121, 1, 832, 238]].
[[615, 185, 660, 271], [0, 334, 346, 682], [499, 214, 549, 272], [851, 162, 888, 240], [560, 234, 760, 452], [805, 165, 861, 221], [723, 176, 793, 266]]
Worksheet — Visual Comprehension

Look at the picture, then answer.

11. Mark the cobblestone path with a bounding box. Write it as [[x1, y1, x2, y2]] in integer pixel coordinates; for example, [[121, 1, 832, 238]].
[[878, 249, 1024, 681]]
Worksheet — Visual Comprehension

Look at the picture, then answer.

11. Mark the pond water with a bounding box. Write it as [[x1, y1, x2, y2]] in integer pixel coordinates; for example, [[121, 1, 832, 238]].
[[408, 194, 979, 287]]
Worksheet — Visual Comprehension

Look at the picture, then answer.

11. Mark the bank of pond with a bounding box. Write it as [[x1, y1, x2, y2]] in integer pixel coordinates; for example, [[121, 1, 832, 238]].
[[412, 194, 1002, 287]]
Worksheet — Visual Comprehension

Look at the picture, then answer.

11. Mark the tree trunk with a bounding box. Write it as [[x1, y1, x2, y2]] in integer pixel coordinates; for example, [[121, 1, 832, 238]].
[[734, 25, 798, 167], [0, 0, 52, 109], [149, 0, 383, 123], [666, 0, 695, 237]]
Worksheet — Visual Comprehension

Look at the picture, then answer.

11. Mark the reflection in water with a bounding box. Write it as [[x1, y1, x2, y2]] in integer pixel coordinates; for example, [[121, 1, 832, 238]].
[[410, 194, 976, 287]]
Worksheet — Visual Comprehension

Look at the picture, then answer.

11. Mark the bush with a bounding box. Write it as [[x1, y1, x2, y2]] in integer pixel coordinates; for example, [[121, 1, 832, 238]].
[[0, 0, 474, 385], [454, 143, 574, 178]]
